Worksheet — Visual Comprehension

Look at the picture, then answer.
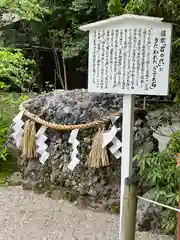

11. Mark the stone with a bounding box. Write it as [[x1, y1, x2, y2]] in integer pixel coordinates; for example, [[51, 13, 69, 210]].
[[78, 184, 87, 195], [135, 140, 156, 155], [22, 179, 36, 190], [90, 107, 100, 119], [6, 172, 23, 186], [51, 189, 65, 200], [45, 190, 52, 198], [135, 119, 145, 128], [136, 188, 163, 233], [88, 188, 98, 197], [78, 102, 89, 109], [58, 175, 65, 187], [84, 138, 92, 144], [6, 89, 159, 232], [76, 196, 88, 209]]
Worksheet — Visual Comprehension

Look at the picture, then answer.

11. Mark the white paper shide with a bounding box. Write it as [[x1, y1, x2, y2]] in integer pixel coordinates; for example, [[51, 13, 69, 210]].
[[36, 125, 49, 164], [68, 129, 80, 171], [103, 117, 122, 159], [11, 110, 25, 149]]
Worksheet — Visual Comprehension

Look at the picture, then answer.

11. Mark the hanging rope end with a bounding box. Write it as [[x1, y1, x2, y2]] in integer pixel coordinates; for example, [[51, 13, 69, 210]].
[[21, 119, 37, 159], [87, 127, 110, 168]]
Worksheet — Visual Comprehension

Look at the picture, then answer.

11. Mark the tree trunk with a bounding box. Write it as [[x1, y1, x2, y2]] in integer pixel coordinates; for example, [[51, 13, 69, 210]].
[[52, 46, 65, 89], [62, 57, 67, 90]]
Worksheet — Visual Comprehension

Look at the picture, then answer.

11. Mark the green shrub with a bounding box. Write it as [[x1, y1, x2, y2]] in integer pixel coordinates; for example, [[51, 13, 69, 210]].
[[0, 93, 29, 181], [0, 48, 37, 91], [137, 130, 180, 234], [168, 131, 180, 154]]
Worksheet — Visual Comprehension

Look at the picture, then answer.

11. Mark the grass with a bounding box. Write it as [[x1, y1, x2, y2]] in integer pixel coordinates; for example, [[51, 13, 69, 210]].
[[110, 204, 120, 214], [0, 154, 19, 184], [0, 172, 12, 185]]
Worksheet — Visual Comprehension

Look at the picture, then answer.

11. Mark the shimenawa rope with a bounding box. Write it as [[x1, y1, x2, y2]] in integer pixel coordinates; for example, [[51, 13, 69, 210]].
[[19, 102, 121, 167], [21, 109, 121, 131]]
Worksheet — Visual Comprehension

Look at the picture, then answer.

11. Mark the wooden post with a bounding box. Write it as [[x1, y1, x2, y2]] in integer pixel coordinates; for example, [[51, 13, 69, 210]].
[[178, 188, 180, 240], [119, 94, 137, 240], [120, 183, 137, 240], [176, 153, 180, 240]]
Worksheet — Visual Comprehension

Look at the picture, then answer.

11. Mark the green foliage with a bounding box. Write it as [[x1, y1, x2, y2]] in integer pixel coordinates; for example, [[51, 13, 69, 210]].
[[149, 107, 174, 136], [0, 1, 52, 90], [0, 93, 29, 183], [0, 93, 29, 162], [136, 115, 180, 234], [0, 0, 51, 25], [149, 102, 180, 137], [138, 104, 180, 233], [2, 0, 108, 71], [110, 203, 120, 214], [0, 81, 9, 91], [47, 0, 108, 61], [107, 0, 149, 16], [138, 152, 178, 197], [170, 41, 180, 101], [0, 0, 179, 91], [137, 150, 179, 234], [0, 48, 37, 91], [0, 110, 9, 161], [108, 0, 180, 100], [168, 131, 180, 154], [108, 0, 124, 16], [0, 172, 10, 185]]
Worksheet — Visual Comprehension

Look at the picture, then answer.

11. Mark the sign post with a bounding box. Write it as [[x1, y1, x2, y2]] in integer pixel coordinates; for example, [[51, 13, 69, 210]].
[[120, 94, 136, 240], [80, 14, 172, 240]]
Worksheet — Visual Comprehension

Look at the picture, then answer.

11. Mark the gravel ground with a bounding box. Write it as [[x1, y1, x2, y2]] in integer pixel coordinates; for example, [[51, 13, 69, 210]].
[[0, 186, 173, 240]]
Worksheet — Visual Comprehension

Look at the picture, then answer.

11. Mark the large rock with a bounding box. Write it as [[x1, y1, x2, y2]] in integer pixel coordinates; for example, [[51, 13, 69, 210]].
[[7, 89, 158, 225], [136, 189, 164, 233]]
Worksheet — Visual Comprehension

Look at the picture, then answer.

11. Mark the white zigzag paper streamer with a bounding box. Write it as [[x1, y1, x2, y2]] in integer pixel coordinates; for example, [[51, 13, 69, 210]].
[[110, 116, 120, 125], [109, 136, 122, 159], [36, 126, 49, 164], [11, 110, 24, 149], [68, 129, 80, 171], [102, 116, 122, 159]]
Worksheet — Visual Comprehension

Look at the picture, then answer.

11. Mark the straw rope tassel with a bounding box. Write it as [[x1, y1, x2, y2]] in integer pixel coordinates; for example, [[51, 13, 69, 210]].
[[22, 119, 37, 159], [87, 128, 109, 168]]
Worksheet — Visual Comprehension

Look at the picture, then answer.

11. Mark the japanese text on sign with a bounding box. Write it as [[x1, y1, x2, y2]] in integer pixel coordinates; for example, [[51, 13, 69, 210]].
[[88, 24, 171, 95]]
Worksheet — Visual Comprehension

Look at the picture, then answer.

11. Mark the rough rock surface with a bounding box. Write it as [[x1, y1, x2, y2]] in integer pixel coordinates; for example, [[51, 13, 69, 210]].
[[7, 89, 159, 229], [136, 189, 164, 233]]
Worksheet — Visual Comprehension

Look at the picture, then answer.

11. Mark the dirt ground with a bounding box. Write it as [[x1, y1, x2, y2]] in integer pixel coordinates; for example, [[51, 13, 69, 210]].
[[0, 186, 173, 240]]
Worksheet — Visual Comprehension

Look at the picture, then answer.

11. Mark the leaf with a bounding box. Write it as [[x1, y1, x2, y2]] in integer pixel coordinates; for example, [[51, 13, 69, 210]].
[[0, 48, 37, 90], [166, 193, 176, 198]]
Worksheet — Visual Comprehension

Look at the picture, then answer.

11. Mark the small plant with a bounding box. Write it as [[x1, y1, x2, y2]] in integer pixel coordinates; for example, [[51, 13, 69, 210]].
[[110, 204, 120, 214], [136, 127, 180, 234], [168, 131, 180, 154], [149, 107, 174, 136], [0, 81, 9, 91]]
